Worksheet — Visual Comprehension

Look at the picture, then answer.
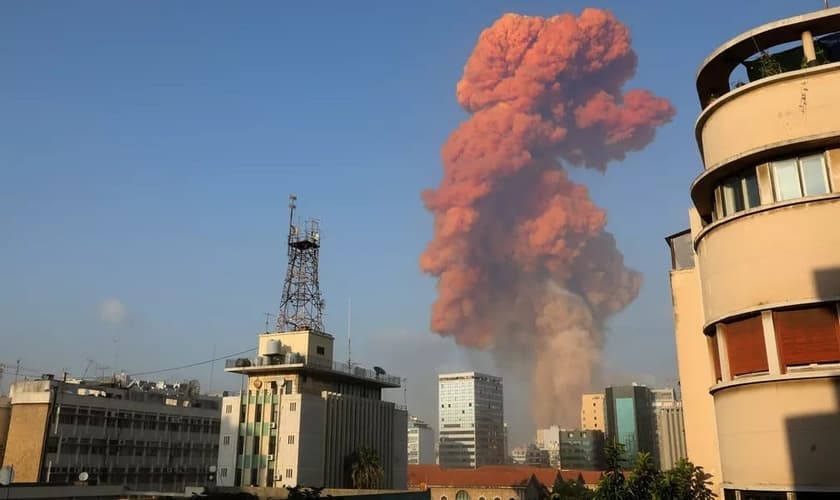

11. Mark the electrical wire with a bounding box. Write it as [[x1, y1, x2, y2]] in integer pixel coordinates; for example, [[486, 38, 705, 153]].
[[125, 347, 257, 377]]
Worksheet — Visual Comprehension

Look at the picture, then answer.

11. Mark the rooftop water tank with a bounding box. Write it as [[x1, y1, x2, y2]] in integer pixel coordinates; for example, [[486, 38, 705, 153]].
[[265, 339, 283, 356]]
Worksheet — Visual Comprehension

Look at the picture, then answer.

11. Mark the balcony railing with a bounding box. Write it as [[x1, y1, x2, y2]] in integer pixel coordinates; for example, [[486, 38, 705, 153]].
[[224, 355, 400, 386]]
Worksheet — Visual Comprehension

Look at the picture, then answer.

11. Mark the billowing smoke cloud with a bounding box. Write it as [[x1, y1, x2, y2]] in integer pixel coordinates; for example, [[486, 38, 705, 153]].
[[421, 9, 674, 427]]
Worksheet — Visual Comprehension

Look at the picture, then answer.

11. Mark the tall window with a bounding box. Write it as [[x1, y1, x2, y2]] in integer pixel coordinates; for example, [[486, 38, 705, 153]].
[[771, 154, 830, 201], [455, 491, 470, 500], [774, 305, 840, 370], [723, 315, 768, 377], [720, 169, 760, 216]]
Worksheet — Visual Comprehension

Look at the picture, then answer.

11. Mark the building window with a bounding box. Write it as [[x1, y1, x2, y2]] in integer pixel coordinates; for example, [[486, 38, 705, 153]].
[[719, 168, 760, 216], [774, 305, 840, 371], [441, 497, 448, 500], [221, 467, 228, 478], [223, 436, 230, 446], [286, 468, 293, 478], [317, 346, 325, 355], [455, 491, 470, 500], [288, 435, 295, 445], [225, 405, 233, 414], [772, 154, 830, 201], [289, 402, 297, 412], [723, 315, 768, 377]]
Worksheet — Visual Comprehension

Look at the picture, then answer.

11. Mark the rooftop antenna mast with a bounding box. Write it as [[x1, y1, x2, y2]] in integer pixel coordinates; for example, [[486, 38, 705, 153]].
[[347, 298, 352, 368], [277, 194, 327, 334]]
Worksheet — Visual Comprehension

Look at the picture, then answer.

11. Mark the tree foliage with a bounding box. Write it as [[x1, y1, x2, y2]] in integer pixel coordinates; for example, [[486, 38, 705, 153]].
[[347, 446, 385, 489], [579, 441, 714, 500]]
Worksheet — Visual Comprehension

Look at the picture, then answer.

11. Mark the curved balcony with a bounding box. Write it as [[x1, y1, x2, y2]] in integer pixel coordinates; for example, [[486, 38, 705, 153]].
[[712, 374, 840, 490], [695, 61, 840, 172], [696, 7, 840, 107], [694, 195, 840, 327]]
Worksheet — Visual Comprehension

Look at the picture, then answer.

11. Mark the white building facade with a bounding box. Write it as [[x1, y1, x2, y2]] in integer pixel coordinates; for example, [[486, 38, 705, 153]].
[[407, 416, 435, 465], [437, 372, 504, 468], [650, 388, 687, 470], [535, 425, 561, 467]]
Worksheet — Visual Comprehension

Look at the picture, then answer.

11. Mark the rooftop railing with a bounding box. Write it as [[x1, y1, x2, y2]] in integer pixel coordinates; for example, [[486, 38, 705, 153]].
[[224, 355, 401, 386]]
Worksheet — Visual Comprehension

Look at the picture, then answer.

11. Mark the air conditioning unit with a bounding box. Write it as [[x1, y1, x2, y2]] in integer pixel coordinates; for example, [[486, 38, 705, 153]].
[[268, 454, 275, 461], [270, 422, 277, 429]]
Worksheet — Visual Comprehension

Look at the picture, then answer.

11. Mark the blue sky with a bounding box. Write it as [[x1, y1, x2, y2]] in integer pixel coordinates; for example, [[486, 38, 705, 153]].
[[0, 1, 821, 442]]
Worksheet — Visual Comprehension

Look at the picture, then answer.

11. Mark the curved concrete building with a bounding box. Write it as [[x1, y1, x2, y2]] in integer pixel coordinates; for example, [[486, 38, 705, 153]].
[[668, 7, 840, 499]]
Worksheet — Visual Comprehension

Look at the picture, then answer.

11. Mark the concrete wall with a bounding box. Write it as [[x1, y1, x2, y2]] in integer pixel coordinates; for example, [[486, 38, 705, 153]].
[[3, 402, 50, 481], [0, 397, 11, 465], [696, 197, 840, 326], [714, 376, 840, 491], [259, 330, 335, 365], [217, 395, 241, 487], [697, 62, 840, 170], [669, 262, 721, 491]]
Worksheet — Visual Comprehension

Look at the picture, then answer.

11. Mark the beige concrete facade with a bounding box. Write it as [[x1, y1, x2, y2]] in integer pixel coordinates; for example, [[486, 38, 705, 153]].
[[0, 397, 11, 466], [669, 6, 840, 497], [224, 329, 406, 489], [3, 400, 50, 482], [579, 394, 606, 434]]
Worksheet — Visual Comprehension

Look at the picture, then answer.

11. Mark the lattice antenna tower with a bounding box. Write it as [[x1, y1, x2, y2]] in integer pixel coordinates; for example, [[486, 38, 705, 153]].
[[276, 195, 327, 334]]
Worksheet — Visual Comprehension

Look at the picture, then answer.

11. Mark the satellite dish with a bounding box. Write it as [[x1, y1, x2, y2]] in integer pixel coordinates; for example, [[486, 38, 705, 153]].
[[209, 465, 217, 473], [78, 471, 89, 482]]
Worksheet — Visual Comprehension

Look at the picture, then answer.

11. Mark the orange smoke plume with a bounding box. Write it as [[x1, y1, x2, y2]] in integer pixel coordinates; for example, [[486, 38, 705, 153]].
[[420, 9, 674, 427]]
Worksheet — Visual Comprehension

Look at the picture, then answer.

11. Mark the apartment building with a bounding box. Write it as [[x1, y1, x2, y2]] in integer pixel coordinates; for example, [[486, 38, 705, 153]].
[[2, 376, 220, 492], [580, 394, 606, 434], [667, 6, 840, 497]]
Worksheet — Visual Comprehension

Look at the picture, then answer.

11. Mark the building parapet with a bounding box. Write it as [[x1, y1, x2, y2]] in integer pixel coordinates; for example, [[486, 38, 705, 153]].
[[224, 355, 401, 387]]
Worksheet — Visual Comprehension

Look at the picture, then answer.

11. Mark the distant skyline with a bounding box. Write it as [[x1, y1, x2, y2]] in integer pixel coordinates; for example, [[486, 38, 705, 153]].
[[0, 1, 824, 444]]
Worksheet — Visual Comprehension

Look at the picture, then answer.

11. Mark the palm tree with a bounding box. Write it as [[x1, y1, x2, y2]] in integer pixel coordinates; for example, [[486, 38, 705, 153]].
[[348, 446, 384, 489]]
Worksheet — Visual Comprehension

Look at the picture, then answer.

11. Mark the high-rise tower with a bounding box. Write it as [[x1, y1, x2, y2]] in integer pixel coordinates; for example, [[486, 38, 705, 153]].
[[277, 195, 326, 333]]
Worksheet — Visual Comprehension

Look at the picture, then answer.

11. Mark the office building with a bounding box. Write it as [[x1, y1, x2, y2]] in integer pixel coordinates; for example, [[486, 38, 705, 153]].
[[437, 372, 504, 468], [222, 329, 406, 488], [408, 416, 435, 465], [667, 6, 840, 496], [649, 388, 687, 470], [559, 429, 605, 471], [604, 385, 654, 462], [580, 394, 606, 433], [535, 425, 561, 467], [2, 376, 220, 492], [653, 402, 686, 471]]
